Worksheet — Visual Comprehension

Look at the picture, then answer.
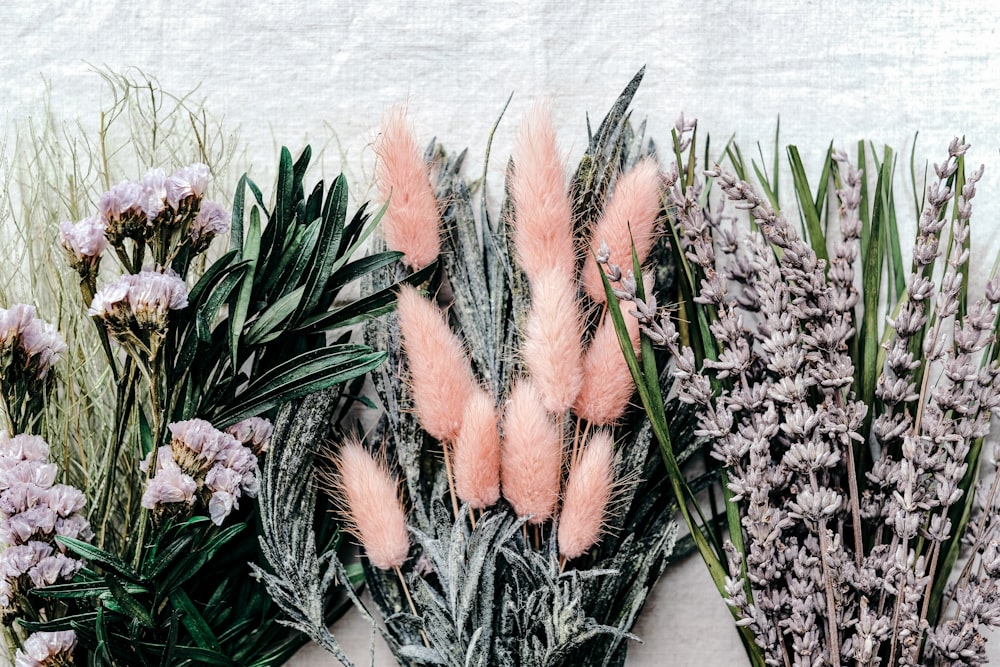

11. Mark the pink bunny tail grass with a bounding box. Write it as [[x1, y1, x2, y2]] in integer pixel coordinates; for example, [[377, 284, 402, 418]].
[[397, 284, 477, 442], [375, 107, 440, 270], [511, 104, 576, 282], [501, 380, 563, 524], [573, 309, 641, 425], [331, 439, 409, 570], [582, 157, 663, 303], [558, 429, 615, 560], [453, 386, 501, 509], [521, 269, 585, 414]]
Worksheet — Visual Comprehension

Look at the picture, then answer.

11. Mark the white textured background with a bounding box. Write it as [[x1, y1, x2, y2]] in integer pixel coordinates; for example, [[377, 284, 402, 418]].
[[3, 2, 1000, 665]]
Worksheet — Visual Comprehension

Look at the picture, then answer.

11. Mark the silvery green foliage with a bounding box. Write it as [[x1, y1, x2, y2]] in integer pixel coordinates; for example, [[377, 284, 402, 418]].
[[360, 69, 686, 667], [252, 390, 361, 667]]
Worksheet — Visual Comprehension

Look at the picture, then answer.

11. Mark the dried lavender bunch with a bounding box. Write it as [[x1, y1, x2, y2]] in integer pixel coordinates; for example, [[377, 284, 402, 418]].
[[608, 129, 1000, 665]]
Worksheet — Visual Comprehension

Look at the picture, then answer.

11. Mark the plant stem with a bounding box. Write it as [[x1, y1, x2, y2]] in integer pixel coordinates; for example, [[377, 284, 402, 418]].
[[395, 566, 429, 648]]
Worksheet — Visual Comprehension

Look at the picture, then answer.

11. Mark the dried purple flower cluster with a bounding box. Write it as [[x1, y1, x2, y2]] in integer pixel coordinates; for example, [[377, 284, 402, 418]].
[[141, 418, 268, 525], [606, 131, 1000, 665], [95, 163, 218, 250], [60, 163, 228, 356], [88, 269, 189, 354], [0, 433, 90, 623], [14, 629, 76, 667], [0, 306, 67, 434], [0, 306, 66, 382]]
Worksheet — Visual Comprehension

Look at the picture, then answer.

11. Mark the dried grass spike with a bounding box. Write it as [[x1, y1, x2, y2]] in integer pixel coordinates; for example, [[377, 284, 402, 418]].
[[453, 386, 501, 509], [330, 439, 409, 570], [522, 269, 585, 414], [558, 430, 615, 559], [375, 106, 440, 270], [511, 104, 576, 282], [397, 284, 477, 441], [501, 380, 563, 524], [574, 309, 641, 425], [582, 157, 662, 303]]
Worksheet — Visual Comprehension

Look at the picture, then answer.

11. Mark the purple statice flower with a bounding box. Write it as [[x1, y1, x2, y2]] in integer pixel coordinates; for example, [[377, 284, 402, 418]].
[[14, 630, 77, 667], [0, 434, 89, 619], [99, 179, 146, 245], [59, 216, 107, 277], [168, 418, 239, 467], [155, 419, 260, 525], [126, 269, 189, 330], [140, 446, 198, 511], [86, 280, 130, 320], [189, 201, 230, 252], [139, 168, 168, 223], [89, 269, 188, 341], [0, 306, 66, 380], [165, 162, 210, 210], [0, 433, 49, 466], [225, 416, 273, 455]]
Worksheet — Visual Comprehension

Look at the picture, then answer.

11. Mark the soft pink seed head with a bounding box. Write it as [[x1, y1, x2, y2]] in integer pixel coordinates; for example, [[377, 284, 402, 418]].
[[453, 386, 501, 509], [582, 157, 662, 303], [397, 284, 477, 441], [511, 104, 576, 282], [375, 107, 441, 270], [573, 310, 640, 425], [521, 269, 584, 414], [501, 380, 563, 524], [333, 439, 409, 571], [558, 430, 615, 560]]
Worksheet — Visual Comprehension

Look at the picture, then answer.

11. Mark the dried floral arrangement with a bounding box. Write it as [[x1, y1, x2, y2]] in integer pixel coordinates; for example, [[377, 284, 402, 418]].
[[0, 72, 407, 665], [609, 116, 1000, 665], [255, 70, 700, 666]]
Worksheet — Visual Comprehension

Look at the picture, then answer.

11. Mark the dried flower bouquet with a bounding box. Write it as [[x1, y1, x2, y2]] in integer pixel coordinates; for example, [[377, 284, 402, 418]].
[[0, 73, 404, 666], [252, 69, 697, 666], [611, 119, 1000, 665]]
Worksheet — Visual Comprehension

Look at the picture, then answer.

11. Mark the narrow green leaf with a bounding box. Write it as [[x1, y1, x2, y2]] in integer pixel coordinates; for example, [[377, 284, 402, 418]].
[[858, 161, 886, 449], [57, 536, 137, 581], [17, 611, 99, 633], [786, 145, 829, 265], [196, 263, 250, 343], [296, 174, 349, 320], [170, 588, 224, 653], [105, 575, 154, 628], [229, 174, 247, 254], [229, 206, 262, 369], [214, 351, 385, 426], [244, 286, 306, 346]]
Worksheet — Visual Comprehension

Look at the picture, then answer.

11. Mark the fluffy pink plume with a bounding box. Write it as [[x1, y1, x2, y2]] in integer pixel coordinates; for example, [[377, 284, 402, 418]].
[[453, 386, 501, 509], [573, 310, 641, 425], [501, 380, 563, 524], [521, 269, 584, 414], [397, 285, 477, 441], [375, 107, 440, 270], [511, 105, 576, 282], [334, 440, 409, 570], [582, 157, 662, 303], [558, 430, 614, 559]]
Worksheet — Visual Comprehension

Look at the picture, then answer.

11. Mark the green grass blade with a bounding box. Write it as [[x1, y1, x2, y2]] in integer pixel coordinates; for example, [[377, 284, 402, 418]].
[[787, 145, 829, 265]]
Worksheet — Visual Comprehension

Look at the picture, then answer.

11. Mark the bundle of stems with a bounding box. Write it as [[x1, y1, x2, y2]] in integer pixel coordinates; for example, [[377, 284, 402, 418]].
[[1, 70, 395, 665], [308, 69, 697, 667], [608, 120, 1000, 665]]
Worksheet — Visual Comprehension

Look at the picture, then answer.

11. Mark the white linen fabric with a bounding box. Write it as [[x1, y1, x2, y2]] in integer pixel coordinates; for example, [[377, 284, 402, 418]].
[[3, 1, 999, 664]]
